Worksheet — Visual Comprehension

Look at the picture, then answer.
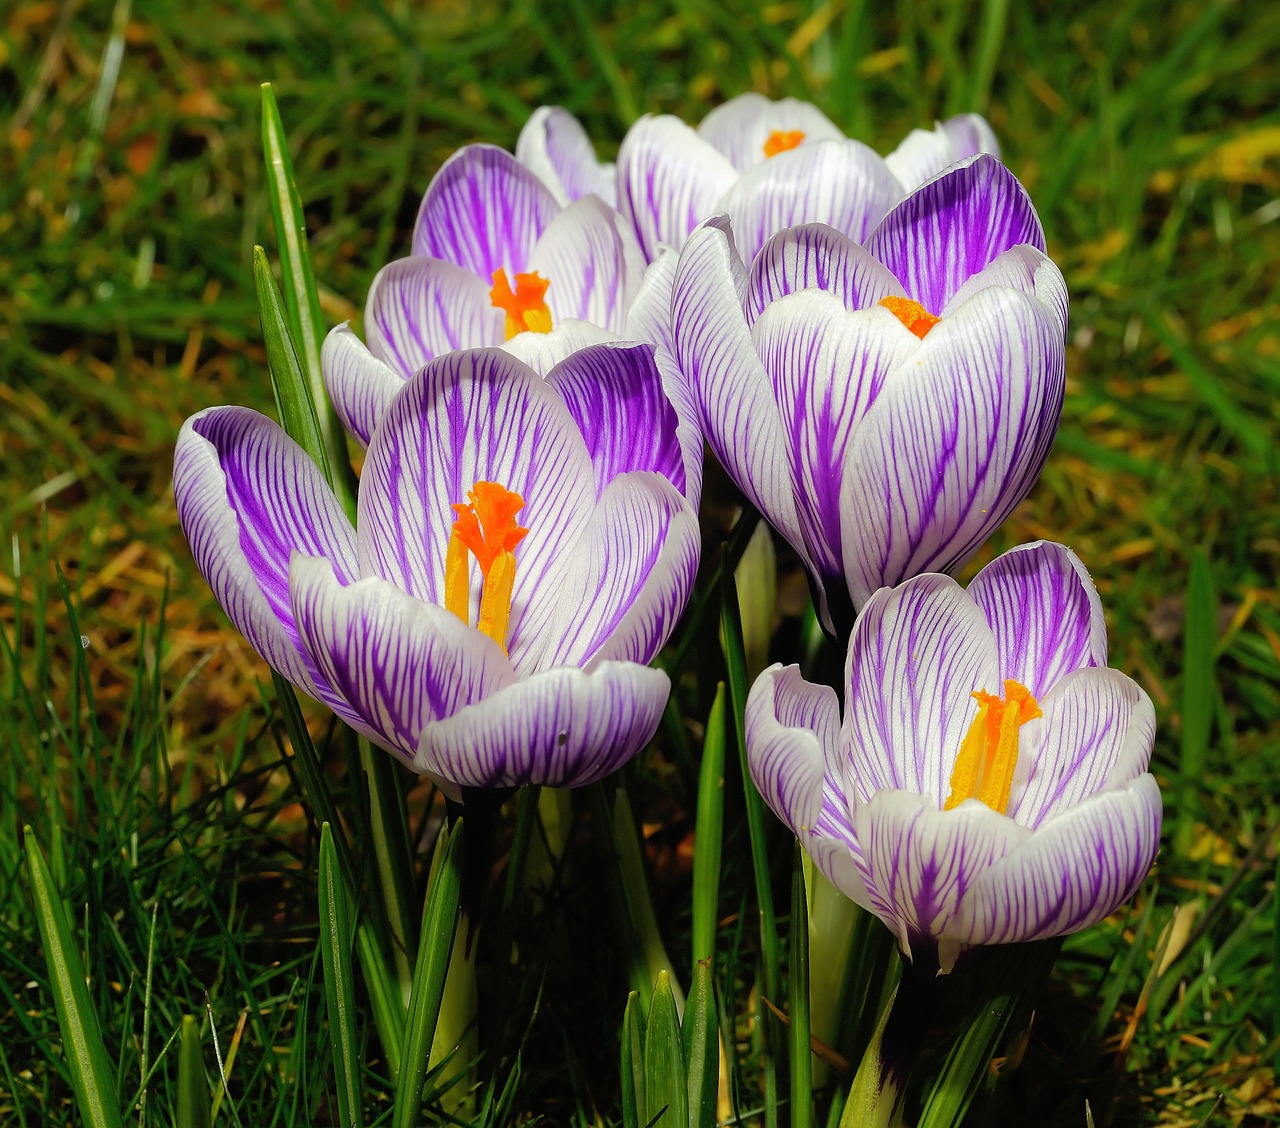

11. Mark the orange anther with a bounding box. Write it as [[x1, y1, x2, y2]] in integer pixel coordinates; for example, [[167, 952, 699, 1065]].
[[943, 680, 1041, 814], [490, 269, 552, 339], [879, 295, 942, 339], [443, 482, 528, 651], [763, 129, 806, 158]]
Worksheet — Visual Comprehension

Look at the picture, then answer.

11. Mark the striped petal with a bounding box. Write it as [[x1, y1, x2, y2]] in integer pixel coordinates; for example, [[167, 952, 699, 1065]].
[[840, 286, 1065, 607], [289, 555, 515, 767], [364, 256, 501, 378], [356, 348, 596, 671], [528, 195, 646, 332], [415, 662, 670, 790], [625, 247, 679, 361], [1008, 667, 1156, 828], [867, 154, 1045, 316], [967, 541, 1107, 699], [746, 223, 900, 324], [499, 319, 618, 377], [617, 115, 739, 260], [516, 105, 616, 207], [942, 245, 1068, 335], [412, 144, 559, 277], [885, 113, 1000, 193], [716, 139, 904, 267], [956, 775, 1162, 949], [842, 574, 999, 802], [696, 93, 845, 171], [321, 324, 405, 448]]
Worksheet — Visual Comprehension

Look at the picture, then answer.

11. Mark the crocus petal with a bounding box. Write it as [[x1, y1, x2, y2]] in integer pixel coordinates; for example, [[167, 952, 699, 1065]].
[[412, 144, 560, 277], [752, 291, 919, 633], [840, 286, 1064, 607], [616, 115, 739, 260], [357, 349, 596, 664], [967, 541, 1107, 699], [289, 555, 516, 766], [625, 247, 679, 361], [696, 92, 845, 171], [499, 319, 618, 377], [415, 662, 670, 790], [321, 324, 405, 448], [852, 789, 1030, 966], [364, 256, 501, 378], [746, 223, 900, 324], [842, 574, 999, 802], [1008, 668, 1156, 828], [942, 245, 1068, 335], [716, 139, 904, 266], [527, 196, 646, 332], [884, 113, 1000, 193], [547, 342, 686, 495], [173, 407, 359, 715], [516, 105, 616, 207], [956, 775, 1162, 949], [867, 154, 1046, 316]]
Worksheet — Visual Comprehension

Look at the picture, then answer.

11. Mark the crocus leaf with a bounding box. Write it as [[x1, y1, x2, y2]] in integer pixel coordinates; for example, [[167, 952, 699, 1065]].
[[690, 684, 726, 971], [621, 990, 647, 1128], [177, 1015, 212, 1128], [683, 960, 718, 1128], [319, 822, 364, 1128], [643, 970, 688, 1127], [789, 847, 813, 1128]]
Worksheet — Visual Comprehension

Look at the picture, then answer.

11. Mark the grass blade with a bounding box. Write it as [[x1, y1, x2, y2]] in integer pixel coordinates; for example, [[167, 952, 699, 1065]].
[[319, 823, 364, 1128], [691, 684, 726, 972], [1175, 549, 1217, 854]]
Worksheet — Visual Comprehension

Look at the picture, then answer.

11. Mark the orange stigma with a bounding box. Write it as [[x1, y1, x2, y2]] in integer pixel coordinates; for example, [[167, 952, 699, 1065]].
[[879, 295, 941, 339], [943, 680, 1041, 815], [490, 269, 552, 339], [763, 129, 806, 158], [443, 482, 528, 652]]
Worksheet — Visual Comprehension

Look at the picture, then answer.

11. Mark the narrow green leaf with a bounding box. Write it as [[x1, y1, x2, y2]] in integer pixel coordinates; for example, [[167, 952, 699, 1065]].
[[319, 824, 364, 1128], [23, 827, 124, 1128], [790, 849, 813, 1128], [690, 684, 726, 972], [393, 822, 465, 1128], [967, 0, 1010, 110], [683, 960, 718, 1128], [1176, 549, 1217, 853], [620, 991, 647, 1128], [176, 1015, 211, 1128], [840, 989, 900, 1128], [643, 971, 688, 1128]]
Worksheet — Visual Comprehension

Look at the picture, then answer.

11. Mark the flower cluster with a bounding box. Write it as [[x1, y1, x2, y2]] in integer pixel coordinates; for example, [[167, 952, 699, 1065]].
[[176, 91, 1159, 962]]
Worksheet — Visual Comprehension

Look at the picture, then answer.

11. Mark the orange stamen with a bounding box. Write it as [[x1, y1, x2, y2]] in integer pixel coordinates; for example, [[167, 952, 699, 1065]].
[[943, 680, 1041, 814], [879, 295, 942, 339], [489, 269, 552, 339], [763, 129, 806, 158], [443, 482, 528, 651]]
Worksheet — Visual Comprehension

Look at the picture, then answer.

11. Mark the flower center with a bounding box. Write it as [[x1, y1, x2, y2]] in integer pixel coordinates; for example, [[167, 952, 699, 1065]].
[[943, 679, 1041, 815], [878, 295, 941, 339], [489, 269, 552, 340], [443, 481, 528, 652], [763, 129, 805, 158]]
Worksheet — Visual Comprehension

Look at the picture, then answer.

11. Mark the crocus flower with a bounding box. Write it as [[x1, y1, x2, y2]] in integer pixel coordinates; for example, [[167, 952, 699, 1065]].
[[516, 105, 616, 207], [615, 92, 998, 262], [672, 154, 1067, 635], [174, 347, 699, 797], [747, 541, 1162, 972]]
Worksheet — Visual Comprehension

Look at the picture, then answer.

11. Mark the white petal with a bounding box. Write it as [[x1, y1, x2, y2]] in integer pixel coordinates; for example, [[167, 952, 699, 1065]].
[[498, 318, 619, 377], [516, 105, 616, 207], [696, 93, 845, 171], [321, 324, 405, 448], [884, 114, 1000, 193], [942, 245, 1068, 335]]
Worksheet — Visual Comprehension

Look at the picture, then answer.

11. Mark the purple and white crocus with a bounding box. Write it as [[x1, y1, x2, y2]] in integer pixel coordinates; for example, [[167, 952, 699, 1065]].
[[747, 541, 1162, 972], [175, 347, 699, 798], [672, 154, 1067, 635]]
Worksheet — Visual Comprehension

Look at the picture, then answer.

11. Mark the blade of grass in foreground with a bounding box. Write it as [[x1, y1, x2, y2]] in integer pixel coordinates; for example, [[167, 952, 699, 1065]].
[[320, 823, 364, 1128], [24, 827, 124, 1128], [177, 1016, 212, 1128], [691, 683, 726, 972], [1175, 549, 1216, 855], [790, 848, 813, 1128]]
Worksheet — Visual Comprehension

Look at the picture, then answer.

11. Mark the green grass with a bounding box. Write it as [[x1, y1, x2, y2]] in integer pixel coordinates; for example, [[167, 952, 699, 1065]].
[[3, 0, 1280, 1124]]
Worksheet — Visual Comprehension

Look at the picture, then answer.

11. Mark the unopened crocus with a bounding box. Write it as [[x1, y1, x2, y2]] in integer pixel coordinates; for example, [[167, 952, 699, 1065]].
[[747, 541, 1162, 973], [672, 154, 1067, 635], [174, 347, 699, 797]]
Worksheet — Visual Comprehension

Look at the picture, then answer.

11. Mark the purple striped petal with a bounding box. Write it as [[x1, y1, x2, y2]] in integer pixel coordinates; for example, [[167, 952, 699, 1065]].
[[500, 319, 618, 377], [412, 144, 559, 278], [696, 93, 845, 171], [527, 195, 646, 332], [884, 114, 1000, 193], [364, 256, 502, 378], [547, 342, 686, 496], [173, 407, 360, 718], [942, 244, 1069, 334], [321, 324, 405, 448], [535, 473, 699, 669], [956, 775, 1162, 949], [867, 154, 1045, 316], [1008, 668, 1156, 828], [746, 223, 900, 324], [842, 575, 998, 802], [753, 292, 918, 633], [415, 662, 670, 789], [967, 541, 1107, 699], [289, 556, 516, 767], [716, 139, 904, 267], [356, 348, 596, 672], [625, 247, 679, 362], [616, 115, 739, 260], [852, 789, 1030, 966], [516, 105, 616, 207], [840, 286, 1065, 607]]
